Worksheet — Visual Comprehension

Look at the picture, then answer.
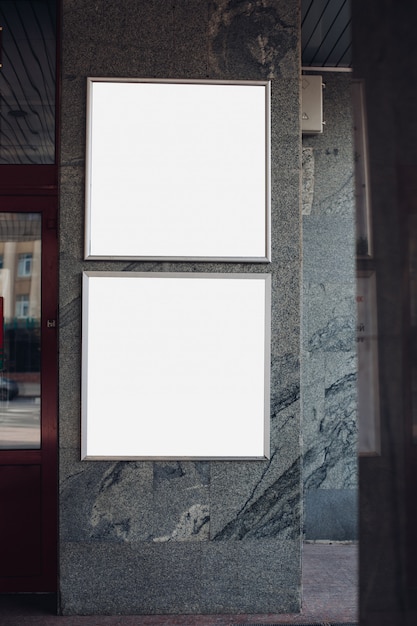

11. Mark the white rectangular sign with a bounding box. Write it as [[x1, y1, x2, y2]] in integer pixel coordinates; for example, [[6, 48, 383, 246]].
[[85, 78, 271, 262], [81, 272, 271, 460]]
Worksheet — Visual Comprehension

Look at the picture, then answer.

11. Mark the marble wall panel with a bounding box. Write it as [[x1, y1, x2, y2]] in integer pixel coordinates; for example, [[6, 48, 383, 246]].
[[60, 539, 300, 615], [60, 455, 154, 542], [302, 147, 315, 215], [152, 462, 210, 542], [200, 540, 300, 613], [304, 489, 358, 541], [303, 350, 357, 491], [59, 0, 301, 614], [303, 217, 356, 284], [302, 73, 358, 540], [208, 0, 298, 80], [59, 542, 202, 615]]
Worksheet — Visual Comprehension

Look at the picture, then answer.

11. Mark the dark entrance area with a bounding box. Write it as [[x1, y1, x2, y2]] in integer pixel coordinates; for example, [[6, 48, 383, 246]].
[[0, 0, 59, 593]]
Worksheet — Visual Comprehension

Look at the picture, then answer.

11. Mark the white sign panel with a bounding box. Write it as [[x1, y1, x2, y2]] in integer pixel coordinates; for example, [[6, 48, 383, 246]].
[[81, 272, 271, 460], [85, 78, 271, 262]]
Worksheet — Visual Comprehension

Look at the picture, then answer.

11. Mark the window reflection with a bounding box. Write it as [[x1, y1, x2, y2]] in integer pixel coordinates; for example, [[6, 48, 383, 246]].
[[0, 213, 41, 449], [0, 1, 56, 164], [410, 213, 417, 443]]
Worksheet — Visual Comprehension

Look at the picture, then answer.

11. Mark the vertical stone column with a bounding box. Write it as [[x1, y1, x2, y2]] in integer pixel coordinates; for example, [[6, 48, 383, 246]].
[[302, 73, 358, 541], [59, 0, 302, 615]]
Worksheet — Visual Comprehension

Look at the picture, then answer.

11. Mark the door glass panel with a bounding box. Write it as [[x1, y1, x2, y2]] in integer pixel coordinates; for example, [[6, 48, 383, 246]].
[[0, 0, 56, 164], [0, 213, 41, 449], [410, 212, 417, 443]]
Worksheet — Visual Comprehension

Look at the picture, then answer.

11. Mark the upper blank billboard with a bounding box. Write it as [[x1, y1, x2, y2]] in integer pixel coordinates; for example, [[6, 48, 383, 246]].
[[85, 78, 271, 262]]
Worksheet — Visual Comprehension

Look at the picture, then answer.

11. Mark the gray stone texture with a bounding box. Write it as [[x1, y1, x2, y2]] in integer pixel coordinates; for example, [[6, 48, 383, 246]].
[[59, 540, 300, 615], [302, 147, 315, 215], [304, 489, 358, 541], [59, 0, 302, 615], [302, 73, 358, 540]]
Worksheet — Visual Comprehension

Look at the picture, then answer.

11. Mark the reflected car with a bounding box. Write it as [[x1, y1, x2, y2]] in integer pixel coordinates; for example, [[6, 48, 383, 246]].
[[0, 377, 19, 401]]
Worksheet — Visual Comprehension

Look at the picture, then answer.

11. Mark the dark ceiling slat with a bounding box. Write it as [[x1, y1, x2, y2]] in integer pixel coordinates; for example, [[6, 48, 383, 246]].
[[337, 43, 352, 68], [322, 19, 351, 66], [302, 0, 333, 56], [0, 0, 56, 163], [301, 0, 315, 23], [308, 0, 348, 65], [301, 0, 352, 68]]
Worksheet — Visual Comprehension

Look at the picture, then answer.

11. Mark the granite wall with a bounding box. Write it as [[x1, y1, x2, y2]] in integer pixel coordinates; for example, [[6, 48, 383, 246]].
[[302, 73, 358, 541], [58, 0, 302, 615]]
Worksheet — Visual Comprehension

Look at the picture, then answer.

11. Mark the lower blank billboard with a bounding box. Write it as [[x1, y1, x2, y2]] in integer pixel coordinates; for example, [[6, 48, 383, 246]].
[[81, 272, 271, 460]]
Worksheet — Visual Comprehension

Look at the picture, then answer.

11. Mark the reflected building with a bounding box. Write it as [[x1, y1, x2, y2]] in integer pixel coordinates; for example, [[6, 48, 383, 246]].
[[0, 213, 41, 392]]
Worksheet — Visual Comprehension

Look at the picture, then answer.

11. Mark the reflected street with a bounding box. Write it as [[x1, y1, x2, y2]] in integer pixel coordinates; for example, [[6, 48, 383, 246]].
[[0, 397, 40, 449]]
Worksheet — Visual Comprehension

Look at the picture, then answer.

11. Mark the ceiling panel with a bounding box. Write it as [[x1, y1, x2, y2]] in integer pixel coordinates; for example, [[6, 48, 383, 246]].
[[302, 0, 352, 68], [0, 0, 56, 164]]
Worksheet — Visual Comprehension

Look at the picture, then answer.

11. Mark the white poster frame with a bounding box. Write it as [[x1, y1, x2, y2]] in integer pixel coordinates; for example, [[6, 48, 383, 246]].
[[85, 78, 271, 262], [81, 271, 271, 460]]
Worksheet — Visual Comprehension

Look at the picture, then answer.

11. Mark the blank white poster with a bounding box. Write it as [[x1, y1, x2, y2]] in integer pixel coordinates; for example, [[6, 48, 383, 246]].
[[81, 272, 271, 459], [85, 78, 270, 262]]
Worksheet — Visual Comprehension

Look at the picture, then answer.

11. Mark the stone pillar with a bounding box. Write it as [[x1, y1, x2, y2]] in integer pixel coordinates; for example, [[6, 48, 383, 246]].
[[59, 0, 302, 614], [302, 72, 358, 541]]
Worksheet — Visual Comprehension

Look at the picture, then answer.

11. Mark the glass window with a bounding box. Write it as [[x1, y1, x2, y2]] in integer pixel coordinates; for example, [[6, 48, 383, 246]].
[[17, 253, 32, 277], [15, 294, 30, 318]]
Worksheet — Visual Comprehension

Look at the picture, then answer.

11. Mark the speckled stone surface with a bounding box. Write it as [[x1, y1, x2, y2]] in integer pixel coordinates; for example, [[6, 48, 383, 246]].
[[302, 147, 315, 215], [301, 73, 358, 541], [59, 0, 302, 616], [304, 490, 358, 540], [0, 542, 358, 624]]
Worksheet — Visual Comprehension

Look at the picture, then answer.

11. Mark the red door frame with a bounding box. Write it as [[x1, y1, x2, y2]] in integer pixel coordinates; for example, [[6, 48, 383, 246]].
[[0, 195, 58, 592], [0, 0, 60, 592]]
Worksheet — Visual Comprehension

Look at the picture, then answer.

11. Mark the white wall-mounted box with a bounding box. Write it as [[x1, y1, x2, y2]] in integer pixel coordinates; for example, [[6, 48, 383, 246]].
[[302, 75, 323, 134]]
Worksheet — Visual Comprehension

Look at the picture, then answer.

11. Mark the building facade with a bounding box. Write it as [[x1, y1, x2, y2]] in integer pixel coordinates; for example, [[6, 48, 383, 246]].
[[59, 0, 302, 614], [0, 0, 361, 616]]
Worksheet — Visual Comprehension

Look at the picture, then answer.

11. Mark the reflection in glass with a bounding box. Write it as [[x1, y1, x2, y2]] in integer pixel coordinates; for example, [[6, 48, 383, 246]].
[[352, 80, 372, 258], [0, 213, 41, 449], [0, 1, 56, 164], [357, 271, 380, 454], [410, 213, 417, 443]]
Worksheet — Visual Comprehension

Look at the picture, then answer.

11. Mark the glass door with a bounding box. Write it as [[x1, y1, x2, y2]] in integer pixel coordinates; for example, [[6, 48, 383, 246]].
[[0, 199, 57, 592], [0, 0, 58, 594], [0, 213, 41, 450]]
